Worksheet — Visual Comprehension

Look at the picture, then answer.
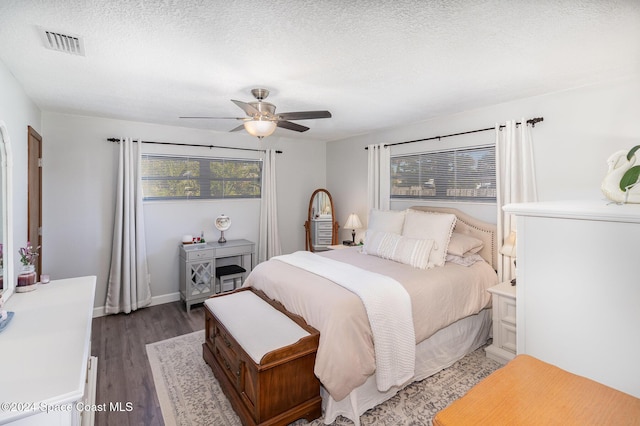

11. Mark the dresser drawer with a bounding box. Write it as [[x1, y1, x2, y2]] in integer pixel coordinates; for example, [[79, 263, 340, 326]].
[[316, 221, 332, 230], [186, 248, 214, 261], [214, 322, 241, 388], [317, 229, 333, 238], [214, 322, 238, 358], [498, 296, 516, 326], [215, 344, 241, 389], [500, 322, 517, 354], [215, 244, 253, 258]]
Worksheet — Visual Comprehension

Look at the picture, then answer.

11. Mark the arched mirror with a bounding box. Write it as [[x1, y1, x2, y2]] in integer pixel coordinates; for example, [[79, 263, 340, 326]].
[[0, 122, 14, 299], [304, 188, 339, 252]]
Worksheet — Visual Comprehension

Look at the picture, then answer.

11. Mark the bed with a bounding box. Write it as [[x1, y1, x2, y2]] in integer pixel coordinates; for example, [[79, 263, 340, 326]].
[[243, 206, 498, 425]]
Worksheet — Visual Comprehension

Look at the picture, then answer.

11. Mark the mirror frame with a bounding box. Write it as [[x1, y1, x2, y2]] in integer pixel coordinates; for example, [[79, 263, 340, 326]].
[[304, 188, 339, 252], [0, 122, 14, 300]]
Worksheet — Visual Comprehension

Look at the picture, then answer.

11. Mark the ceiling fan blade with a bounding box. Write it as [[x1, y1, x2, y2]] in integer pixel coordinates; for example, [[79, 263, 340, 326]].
[[277, 120, 310, 132], [229, 124, 246, 132], [231, 100, 260, 116], [179, 116, 244, 120], [278, 110, 332, 120]]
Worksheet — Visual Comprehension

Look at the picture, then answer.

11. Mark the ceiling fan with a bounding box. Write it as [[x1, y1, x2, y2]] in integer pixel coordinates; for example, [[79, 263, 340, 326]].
[[180, 88, 332, 138]]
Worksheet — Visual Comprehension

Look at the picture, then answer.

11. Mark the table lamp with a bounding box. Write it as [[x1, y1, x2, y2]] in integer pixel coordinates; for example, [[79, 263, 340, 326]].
[[500, 230, 517, 285], [344, 213, 363, 245]]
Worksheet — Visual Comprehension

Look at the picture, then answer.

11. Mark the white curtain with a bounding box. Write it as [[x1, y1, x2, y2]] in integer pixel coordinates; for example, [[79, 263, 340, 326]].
[[495, 119, 538, 282], [105, 138, 151, 314], [367, 144, 390, 211], [258, 149, 282, 263]]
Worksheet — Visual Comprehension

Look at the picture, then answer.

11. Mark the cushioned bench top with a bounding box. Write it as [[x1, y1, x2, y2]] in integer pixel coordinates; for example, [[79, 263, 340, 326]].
[[204, 290, 310, 364], [433, 354, 640, 426], [215, 264, 246, 277]]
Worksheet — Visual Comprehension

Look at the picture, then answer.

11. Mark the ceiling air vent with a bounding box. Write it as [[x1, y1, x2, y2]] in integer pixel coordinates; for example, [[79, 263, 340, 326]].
[[38, 27, 85, 56]]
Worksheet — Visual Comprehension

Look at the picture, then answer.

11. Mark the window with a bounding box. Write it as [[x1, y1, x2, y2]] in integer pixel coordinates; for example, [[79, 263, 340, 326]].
[[141, 155, 262, 200], [390, 145, 496, 202]]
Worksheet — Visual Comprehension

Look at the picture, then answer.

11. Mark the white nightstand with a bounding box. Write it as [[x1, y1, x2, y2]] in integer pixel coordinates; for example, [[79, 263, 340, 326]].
[[485, 281, 517, 364]]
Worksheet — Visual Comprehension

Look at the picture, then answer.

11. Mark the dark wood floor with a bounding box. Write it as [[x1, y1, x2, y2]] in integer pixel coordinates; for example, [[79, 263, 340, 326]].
[[91, 300, 205, 426]]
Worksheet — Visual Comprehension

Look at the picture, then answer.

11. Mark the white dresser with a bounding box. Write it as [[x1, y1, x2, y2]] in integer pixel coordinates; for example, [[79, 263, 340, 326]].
[[311, 218, 333, 250], [504, 200, 640, 398], [0, 276, 97, 425]]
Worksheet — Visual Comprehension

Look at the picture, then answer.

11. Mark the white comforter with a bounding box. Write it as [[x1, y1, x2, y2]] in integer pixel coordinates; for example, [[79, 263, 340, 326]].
[[273, 251, 415, 393], [244, 247, 497, 401]]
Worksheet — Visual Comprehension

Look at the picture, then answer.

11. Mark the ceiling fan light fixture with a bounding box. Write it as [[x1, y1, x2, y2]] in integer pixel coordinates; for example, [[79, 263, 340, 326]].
[[244, 119, 277, 138], [179, 87, 331, 136]]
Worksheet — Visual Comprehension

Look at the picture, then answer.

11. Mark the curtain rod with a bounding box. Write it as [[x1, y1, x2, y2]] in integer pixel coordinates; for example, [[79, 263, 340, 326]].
[[106, 138, 283, 154], [364, 117, 544, 150]]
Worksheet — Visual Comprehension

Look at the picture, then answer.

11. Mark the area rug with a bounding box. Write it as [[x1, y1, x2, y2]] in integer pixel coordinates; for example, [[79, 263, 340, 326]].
[[147, 330, 502, 426]]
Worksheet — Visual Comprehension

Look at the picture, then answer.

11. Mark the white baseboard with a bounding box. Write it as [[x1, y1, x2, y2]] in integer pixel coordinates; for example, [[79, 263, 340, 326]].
[[92, 292, 181, 318], [149, 291, 182, 307]]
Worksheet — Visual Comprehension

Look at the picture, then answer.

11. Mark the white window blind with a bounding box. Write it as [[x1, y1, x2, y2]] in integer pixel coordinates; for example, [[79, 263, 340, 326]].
[[141, 155, 262, 200], [390, 145, 496, 202]]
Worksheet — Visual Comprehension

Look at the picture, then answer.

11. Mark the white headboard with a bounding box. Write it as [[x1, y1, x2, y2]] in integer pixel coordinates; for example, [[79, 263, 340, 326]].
[[409, 206, 498, 270]]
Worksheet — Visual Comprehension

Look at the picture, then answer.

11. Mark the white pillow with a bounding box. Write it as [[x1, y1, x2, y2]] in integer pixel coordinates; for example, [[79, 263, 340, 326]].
[[363, 229, 399, 259], [367, 209, 406, 234], [447, 232, 484, 257], [402, 210, 456, 267], [364, 229, 434, 269], [393, 236, 434, 269]]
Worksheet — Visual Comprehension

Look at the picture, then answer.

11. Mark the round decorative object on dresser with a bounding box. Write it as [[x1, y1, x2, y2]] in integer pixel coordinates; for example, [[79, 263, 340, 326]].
[[16, 264, 37, 292], [215, 214, 231, 243]]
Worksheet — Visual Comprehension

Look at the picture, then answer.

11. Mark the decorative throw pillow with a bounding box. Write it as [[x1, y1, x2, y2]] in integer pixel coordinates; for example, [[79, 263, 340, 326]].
[[363, 229, 399, 259], [364, 229, 434, 269], [367, 209, 406, 234], [447, 232, 484, 257], [392, 236, 434, 269], [402, 209, 456, 267]]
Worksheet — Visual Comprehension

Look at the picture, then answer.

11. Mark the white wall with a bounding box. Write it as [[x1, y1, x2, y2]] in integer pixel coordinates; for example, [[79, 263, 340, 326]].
[[13, 71, 640, 312], [0, 59, 41, 297], [41, 112, 326, 309], [327, 75, 640, 243]]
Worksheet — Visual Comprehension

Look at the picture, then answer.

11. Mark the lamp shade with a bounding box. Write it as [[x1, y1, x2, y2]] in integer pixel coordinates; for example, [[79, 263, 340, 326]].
[[499, 231, 517, 258], [344, 213, 363, 230], [244, 119, 277, 138]]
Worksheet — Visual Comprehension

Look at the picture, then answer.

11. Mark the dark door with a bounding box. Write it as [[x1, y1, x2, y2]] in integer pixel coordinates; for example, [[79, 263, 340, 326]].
[[28, 126, 42, 276]]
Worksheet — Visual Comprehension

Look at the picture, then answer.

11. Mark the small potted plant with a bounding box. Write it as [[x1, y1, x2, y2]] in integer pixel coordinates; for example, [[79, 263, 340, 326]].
[[602, 144, 640, 203], [16, 242, 39, 292]]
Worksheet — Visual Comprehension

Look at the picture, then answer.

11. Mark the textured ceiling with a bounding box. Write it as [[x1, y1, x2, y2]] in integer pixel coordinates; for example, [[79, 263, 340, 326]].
[[0, 0, 639, 141]]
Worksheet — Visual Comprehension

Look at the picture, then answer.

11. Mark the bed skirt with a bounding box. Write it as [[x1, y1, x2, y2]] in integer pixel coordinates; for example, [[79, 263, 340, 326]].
[[321, 308, 492, 425]]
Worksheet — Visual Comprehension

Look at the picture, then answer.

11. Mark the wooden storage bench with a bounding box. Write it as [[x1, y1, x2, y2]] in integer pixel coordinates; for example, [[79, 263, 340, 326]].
[[433, 354, 640, 426], [203, 287, 321, 426]]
